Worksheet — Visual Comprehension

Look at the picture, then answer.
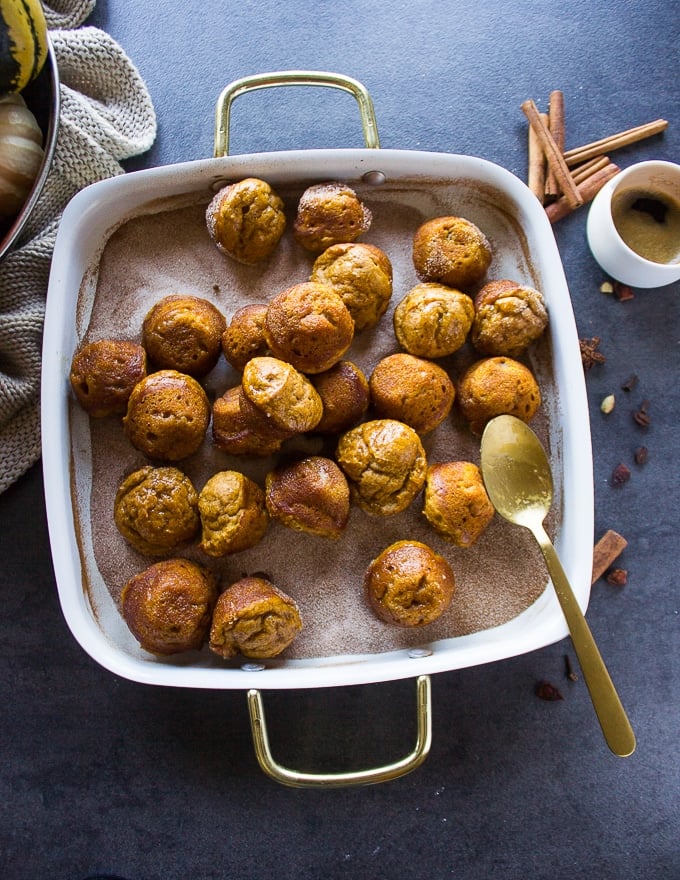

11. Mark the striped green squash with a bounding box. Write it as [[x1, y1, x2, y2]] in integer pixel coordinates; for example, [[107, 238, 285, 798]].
[[0, 0, 48, 94]]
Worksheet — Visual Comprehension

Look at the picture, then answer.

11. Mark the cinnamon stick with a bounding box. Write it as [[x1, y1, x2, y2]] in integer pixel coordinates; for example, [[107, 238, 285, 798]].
[[544, 90, 565, 200], [521, 99, 582, 209], [571, 155, 610, 185], [545, 161, 620, 224], [528, 112, 547, 201], [564, 118, 668, 167], [592, 529, 628, 584]]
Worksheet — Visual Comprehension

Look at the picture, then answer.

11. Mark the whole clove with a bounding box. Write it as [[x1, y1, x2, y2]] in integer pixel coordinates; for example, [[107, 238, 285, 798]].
[[633, 400, 651, 427], [564, 654, 579, 682], [634, 445, 649, 465], [621, 374, 639, 392]]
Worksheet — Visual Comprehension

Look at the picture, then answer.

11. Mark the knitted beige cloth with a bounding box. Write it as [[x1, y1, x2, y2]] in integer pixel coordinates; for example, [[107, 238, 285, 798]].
[[0, 0, 156, 493]]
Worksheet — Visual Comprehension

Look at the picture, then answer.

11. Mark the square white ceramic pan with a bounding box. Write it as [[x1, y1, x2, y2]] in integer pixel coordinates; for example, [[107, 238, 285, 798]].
[[42, 145, 593, 693]]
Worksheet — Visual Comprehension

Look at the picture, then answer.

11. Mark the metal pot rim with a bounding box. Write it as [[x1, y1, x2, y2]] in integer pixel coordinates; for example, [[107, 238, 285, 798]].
[[0, 37, 60, 262]]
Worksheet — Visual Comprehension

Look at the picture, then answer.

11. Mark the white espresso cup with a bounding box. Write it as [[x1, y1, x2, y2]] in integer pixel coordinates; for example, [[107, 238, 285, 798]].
[[586, 160, 680, 288]]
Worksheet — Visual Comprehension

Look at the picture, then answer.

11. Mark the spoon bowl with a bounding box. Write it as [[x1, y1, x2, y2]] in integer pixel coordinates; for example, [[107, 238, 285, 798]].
[[480, 415, 636, 758]]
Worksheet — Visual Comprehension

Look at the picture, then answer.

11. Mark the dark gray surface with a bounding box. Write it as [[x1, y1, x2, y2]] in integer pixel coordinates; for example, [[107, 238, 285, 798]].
[[1, 1, 679, 878]]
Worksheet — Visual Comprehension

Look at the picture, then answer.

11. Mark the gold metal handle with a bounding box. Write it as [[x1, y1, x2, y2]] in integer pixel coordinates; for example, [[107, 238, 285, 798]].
[[213, 70, 381, 157], [247, 675, 432, 788]]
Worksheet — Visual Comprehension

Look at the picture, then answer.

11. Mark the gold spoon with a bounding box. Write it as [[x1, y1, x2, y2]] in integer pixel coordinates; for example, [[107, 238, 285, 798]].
[[480, 414, 636, 758]]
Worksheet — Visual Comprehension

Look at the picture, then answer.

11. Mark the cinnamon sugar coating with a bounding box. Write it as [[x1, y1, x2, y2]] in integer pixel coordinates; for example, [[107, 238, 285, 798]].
[[212, 385, 290, 456], [142, 294, 226, 377], [336, 418, 427, 516], [121, 558, 217, 655], [241, 356, 323, 433], [423, 461, 494, 547], [311, 360, 370, 434], [369, 353, 455, 435], [311, 241, 393, 330], [198, 470, 269, 557], [206, 177, 286, 264], [293, 181, 372, 253], [393, 282, 474, 358], [122, 369, 210, 461], [412, 216, 492, 289], [265, 456, 350, 539], [69, 339, 147, 417], [264, 281, 354, 374], [471, 279, 548, 357], [456, 356, 541, 434], [114, 465, 200, 556], [209, 576, 302, 659], [221, 303, 269, 372], [364, 540, 455, 627]]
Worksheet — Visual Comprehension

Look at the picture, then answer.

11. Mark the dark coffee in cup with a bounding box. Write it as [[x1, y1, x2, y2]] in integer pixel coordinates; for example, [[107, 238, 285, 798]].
[[612, 188, 680, 264]]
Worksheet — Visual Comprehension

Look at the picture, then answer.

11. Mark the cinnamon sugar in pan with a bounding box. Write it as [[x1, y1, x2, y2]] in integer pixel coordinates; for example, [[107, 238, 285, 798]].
[[77, 180, 556, 663]]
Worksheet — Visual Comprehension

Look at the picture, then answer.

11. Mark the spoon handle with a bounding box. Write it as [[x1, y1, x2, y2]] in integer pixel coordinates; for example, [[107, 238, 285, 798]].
[[533, 524, 636, 757]]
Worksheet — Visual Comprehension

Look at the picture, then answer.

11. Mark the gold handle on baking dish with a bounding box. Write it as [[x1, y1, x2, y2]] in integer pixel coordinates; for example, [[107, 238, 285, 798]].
[[247, 675, 431, 788], [214, 70, 381, 157]]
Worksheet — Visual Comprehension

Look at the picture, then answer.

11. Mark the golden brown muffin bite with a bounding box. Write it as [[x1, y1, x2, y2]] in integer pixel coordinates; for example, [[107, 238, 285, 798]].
[[412, 216, 492, 289], [241, 356, 323, 433], [265, 456, 350, 539], [209, 576, 302, 659], [123, 369, 210, 461], [364, 540, 455, 627], [456, 356, 541, 434], [423, 461, 495, 547], [142, 294, 226, 377], [198, 470, 269, 557], [206, 177, 286, 264], [336, 418, 427, 516], [69, 339, 147, 417], [311, 360, 370, 434], [471, 279, 549, 357], [369, 353, 455, 435], [393, 282, 475, 358], [310, 242, 393, 330], [121, 558, 217, 655], [212, 385, 290, 456], [221, 303, 269, 372], [114, 466, 200, 556], [293, 181, 372, 253], [264, 281, 354, 374]]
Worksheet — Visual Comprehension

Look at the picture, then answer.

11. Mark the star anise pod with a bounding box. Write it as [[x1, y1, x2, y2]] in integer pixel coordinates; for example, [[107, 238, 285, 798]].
[[579, 336, 606, 371]]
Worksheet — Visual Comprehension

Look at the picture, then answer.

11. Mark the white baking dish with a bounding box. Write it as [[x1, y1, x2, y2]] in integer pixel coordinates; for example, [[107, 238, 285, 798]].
[[41, 73, 593, 785]]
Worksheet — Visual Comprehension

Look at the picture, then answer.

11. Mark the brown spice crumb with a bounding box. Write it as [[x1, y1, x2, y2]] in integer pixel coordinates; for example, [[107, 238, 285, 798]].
[[633, 400, 651, 427], [634, 445, 649, 465], [606, 568, 628, 586], [613, 282, 635, 301], [535, 680, 564, 701], [611, 463, 631, 485], [579, 336, 606, 371], [621, 374, 639, 392]]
